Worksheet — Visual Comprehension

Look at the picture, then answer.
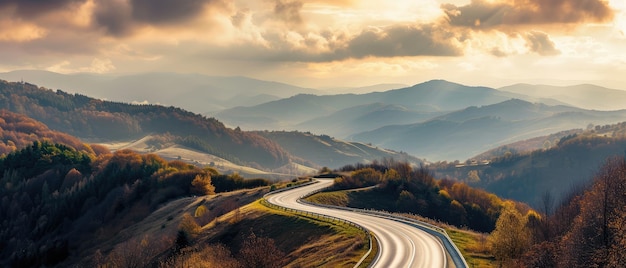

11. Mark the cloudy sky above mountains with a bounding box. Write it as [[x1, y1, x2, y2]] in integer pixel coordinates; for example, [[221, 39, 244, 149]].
[[0, 0, 624, 89]]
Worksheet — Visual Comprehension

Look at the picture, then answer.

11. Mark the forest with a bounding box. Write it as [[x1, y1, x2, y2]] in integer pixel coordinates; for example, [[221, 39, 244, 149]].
[[490, 156, 626, 267], [0, 80, 290, 169], [0, 131, 271, 267]]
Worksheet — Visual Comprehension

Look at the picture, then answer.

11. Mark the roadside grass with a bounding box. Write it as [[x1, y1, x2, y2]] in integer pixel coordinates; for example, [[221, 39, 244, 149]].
[[303, 190, 349, 206], [357, 232, 378, 268], [445, 229, 496, 268], [202, 199, 371, 267]]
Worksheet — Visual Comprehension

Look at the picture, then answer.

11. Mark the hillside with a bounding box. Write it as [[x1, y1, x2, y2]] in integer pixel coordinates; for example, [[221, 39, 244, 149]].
[[485, 156, 626, 267], [0, 111, 369, 267], [432, 121, 626, 207], [0, 70, 318, 114], [352, 99, 626, 161], [471, 129, 583, 160], [256, 131, 424, 169], [0, 139, 219, 267]]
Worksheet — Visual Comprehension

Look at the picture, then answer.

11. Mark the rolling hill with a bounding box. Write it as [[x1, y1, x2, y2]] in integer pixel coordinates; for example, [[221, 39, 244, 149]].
[[255, 130, 424, 168], [352, 99, 626, 161]]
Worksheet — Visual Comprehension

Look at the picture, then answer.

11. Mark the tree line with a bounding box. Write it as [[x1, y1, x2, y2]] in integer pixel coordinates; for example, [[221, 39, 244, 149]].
[[490, 156, 626, 267], [0, 137, 270, 267]]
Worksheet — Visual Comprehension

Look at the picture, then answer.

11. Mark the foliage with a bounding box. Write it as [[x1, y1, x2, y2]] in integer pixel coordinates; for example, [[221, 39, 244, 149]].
[[330, 160, 518, 233], [488, 201, 531, 263], [211, 173, 270, 192], [490, 156, 626, 267], [0, 110, 96, 155], [238, 231, 286, 268], [0, 140, 217, 267]]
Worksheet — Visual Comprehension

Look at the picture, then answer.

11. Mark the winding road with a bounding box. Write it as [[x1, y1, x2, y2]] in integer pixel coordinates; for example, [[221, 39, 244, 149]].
[[265, 179, 458, 268]]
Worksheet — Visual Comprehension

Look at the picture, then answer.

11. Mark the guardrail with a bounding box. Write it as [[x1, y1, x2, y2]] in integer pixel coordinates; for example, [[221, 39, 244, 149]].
[[299, 183, 469, 268], [262, 182, 377, 268]]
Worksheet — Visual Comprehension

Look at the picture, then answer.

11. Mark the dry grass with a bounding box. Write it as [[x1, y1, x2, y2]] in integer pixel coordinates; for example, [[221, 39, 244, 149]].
[[75, 188, 268, 266], [445, 228, 496, 268], [201, 200, 370, 267]]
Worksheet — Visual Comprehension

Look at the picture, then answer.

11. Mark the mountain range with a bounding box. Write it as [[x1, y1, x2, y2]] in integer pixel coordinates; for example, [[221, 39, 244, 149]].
[[0, 79, 416, 171], [215, 80, 626, 161], [353, 99, 626, 161], [3, 71, 626, 163]]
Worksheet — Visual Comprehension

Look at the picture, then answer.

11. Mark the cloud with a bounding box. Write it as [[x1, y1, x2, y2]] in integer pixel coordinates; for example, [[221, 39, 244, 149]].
[[490, 47, 509, 57], [92, 0, 134, 36], [0, 0, 227, 37], [341, 24, 463, 59], [273, 0, 303, 25], [524, 31, 560, 56], [130, 0, 215, 24], [443, 0, 614, 29], [0, 0, 85, 18], [196, 23, 463, 63], [92, 0, 226, 36]]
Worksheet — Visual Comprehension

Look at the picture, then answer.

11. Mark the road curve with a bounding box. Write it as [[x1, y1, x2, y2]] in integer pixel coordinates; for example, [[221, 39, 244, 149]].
[[265, 179, 448, 268]]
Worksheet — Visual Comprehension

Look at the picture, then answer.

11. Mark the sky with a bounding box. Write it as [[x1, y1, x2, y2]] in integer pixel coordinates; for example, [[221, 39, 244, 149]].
[[0, 0, 625, 89]]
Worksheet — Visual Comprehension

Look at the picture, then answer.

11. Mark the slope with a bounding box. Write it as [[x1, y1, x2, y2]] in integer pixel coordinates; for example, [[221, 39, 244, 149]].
[[256, 130, 424, 169]]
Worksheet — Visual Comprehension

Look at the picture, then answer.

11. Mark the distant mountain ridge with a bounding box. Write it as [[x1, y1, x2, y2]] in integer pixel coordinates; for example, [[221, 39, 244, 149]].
[[499, 83, 626, 111], [352, 99, 626, 161], [217, 79, 546, 136], [0, 79, 414, 170], [0, 70, 319, 114]]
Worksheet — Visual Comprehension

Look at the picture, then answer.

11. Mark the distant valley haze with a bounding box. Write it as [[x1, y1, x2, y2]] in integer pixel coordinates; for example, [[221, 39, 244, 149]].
[[3, 70, 626, 163]]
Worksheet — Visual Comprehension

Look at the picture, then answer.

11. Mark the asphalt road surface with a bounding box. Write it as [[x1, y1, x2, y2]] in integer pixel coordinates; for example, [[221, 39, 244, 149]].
[[265, 179, 449, 268]]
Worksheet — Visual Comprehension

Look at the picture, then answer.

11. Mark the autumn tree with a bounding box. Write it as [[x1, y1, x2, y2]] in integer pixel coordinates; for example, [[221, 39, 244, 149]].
[[239, 231, 286, 268], [191, 174, 215, 195], [559, 157, 626, 267], [489, 201, 531, 264], [351, 168, 382, 187]]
